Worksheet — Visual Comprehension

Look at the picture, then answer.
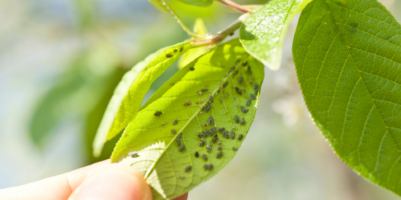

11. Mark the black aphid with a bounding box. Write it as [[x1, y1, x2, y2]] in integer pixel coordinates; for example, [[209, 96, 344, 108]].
[[209, 96, 214, 103], [211, 135, 218, 143], [166, 53, 173, 58], [205, 103, 211, 112], [206, 145, 212, 152], [208, 164, 213, 170], [238, 77, 244, 84], [229, 32, 234, 36], [250, 93, 256, 100], [240, 119, 245, 124], [203, 164, 209, 170], [184, 101, 192, 106], [190, 67, 195, 71], [185, 165, 192, 172], [217, 146, 222, 151], [246, 99, 251, 106], [216, 151, 223, 158], [233, 147, 238, 151], [171, 129, 177, 134], [254, 83, 259, 93], [172, 119, 178, 125], [242, 61, 248, 66], [235, 87, 243, 95], [211, 127, 217, 133], [177, 139, 181, 146], [197, 134, 203, 138], [216, 90, 220, 95], [202, 154, 208, 161], [241, 106, 249, 113], [179, 46, 184, 52], [199, 141, 205, 147], [207, 129, 213, 136], [195, 151, 199, 157], [230, 131, 235, 139], [154, 111, 162, 116], [233, 70, 239, 76], [201, 88, 209, 92], [229, 66, 235, 72], [174, 49, 178, 53], [208, 116, 214, 125], [179, 145, 186, 152], [218, 127, 225, 132], [128, 151, 139, 158], [238, 134, 244, 140], [178, 133, 183, 139], [223, 81, 229, 88], [234, 115, 240, 123], [224, 132, 230, 139]]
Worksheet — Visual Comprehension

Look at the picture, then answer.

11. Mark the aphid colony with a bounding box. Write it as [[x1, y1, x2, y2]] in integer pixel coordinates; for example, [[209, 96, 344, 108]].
[[149, 57, 259, 176]]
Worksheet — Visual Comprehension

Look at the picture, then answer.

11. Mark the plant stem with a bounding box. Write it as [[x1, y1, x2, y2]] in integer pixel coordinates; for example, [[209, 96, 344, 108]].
[[191, 13, 249, 47], [161, 0, 200, 38], [216, 0, 251, 13]]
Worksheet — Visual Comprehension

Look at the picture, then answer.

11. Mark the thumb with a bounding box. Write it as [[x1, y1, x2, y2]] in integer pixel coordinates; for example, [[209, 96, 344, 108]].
[[68, 164, 152, 200]]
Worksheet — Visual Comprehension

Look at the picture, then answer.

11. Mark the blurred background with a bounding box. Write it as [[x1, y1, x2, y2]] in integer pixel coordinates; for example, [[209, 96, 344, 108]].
[[1, 0, 400, 199]]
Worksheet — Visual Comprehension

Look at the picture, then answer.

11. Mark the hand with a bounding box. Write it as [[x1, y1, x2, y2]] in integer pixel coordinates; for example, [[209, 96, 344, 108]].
[[0, 160, 188, 200]]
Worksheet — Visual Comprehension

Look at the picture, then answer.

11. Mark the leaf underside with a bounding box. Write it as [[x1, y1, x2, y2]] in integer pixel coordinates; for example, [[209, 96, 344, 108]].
[[240, 0, 311, 71], [93, 41, 191, 156], [293, 0, 401, 196], [112, 39, 264, 200]]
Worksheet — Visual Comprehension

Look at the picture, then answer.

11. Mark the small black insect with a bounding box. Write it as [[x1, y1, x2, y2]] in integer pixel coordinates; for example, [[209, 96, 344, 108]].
[[190, 67, 195, 71], [178, 133, 183, 139], [208, 116, 214, 125], [197, 134, 203, 138], [166, 53, 173, 58], [184, 101, 192, 106], [217, 146, 222, 151], [128, 151, 139, 158], [209, 96, 214, 103], [254, 83, 259, 93], [242, 61, 248, 66], [201, 88, 209, 92], [195, 151, 199, 157], [179, 145, 186, 152], [240, 119, 245, 124], [171, 129, 177, 134], [208, 164, 213, 170], [238, 77, 244, 84], [174, 49, 178, 53], [224, 132, 230, 139], [202, 154, 208, 161], [241, 106, 249, 113], [211, 127, 217, 133], [238, 134, 244, 141], [229, 32, 234, 36], [203, 164, 209, 170], [154, 111, 162, 116], [232, 147, 238, 151], [185, 165, 192, 172], [205, 103, 211, 112], [235, 87, 243, 95], [223, 81, 229, 88], [233, 70, 239, 76], [177, 139, 182, 146], [211, 135, 218, 143], [229, 66, 235, 72], [207, 129, 213, 136], [216, 90, 220, 96], [246, 99, 251, 106], [179, 46, 184, 52], [216, 151, 223, 158], [206, 145, 212, 152], [172, 120, 178, 125], [234, 115, 240, 123], [230, 131, 235, 139], [218, 127, 225, 132], [199, 141, 205, 147], [250, 93, 256, 100]]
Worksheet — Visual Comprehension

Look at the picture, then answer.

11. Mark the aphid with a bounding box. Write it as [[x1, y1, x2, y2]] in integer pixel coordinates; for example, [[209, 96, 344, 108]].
[[203, 124, 208, 127], [220, 97, 223, 102], [172, 119, 178, 125], [166, 53, 173, 58], [233, 147, 238, 151], [216, 90, 220, 96], [235, 87, 243, 95], [205, 103, 211, 112], [233, 70, 239, 76], [179, 145, 186, 152], [224, 132, 230, 139], [246, 99, 251, 106], [211, 127, 217, 133], [180, 174, 185, 179], [230, 131, 235, 139], [197, 134, 203, 138], [154, 111, 162, 116], [199, 141, 205, 147], [202, 154, 208, 161], [201, 88, 209, 92], [218, 141, 221, 145], [128, 151, 139, 158], [161, 122, 165, 126], [223, 81, 229, 88], [174, 49, 178, 53], [218, 127, 225, 132], [207, 129, 213, 136], [238, 134, 244, 141], [208, 116, 214, 125], [242, 61, 248, 66], [229, 66, 235, 72], [229, 32, 234, 36], [180, 46, 184, 52], [206, 145, 212, 152], [211, 135, 218, 143], [198, 91, 203, 95], [209, 96, 214, 103], [185, 165, 192, 172], [178, 133, 183, 139], [208, 164, 213, 170], [238, 77, 244, 84], [241, 106, 249, 113], [177, 139, 182, 146], [216, 151, 223, 158], [240, 119, 245, 124], [234, 115, 240, 123], [184, 101, 192, 106], [195, 151, 199, 157], [254, 83, 259, 93], [171, 129, 177, 134], [203, 164, 209, 170], [250, 93, 256, 100], [190, 67, 195, 71], [217, 146, 222, 151]]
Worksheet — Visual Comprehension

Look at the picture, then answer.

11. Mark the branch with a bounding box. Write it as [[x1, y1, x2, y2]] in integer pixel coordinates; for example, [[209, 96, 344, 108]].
[[216, 0, 252, 13]]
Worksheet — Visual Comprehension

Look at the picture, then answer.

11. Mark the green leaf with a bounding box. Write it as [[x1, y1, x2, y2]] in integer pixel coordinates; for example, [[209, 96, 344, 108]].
[[175, 0, 213, 7], [93, 41, 192, 157], [239, 0, 311, 71], [111, 39, 264, 199], [149, 0, 169, 13], [178, 18, 209, 69], [293, 0, 401, 196]]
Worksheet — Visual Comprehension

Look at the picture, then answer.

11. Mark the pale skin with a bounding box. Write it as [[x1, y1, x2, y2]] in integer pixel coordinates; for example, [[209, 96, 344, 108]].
[[0, 160, 188, 200]]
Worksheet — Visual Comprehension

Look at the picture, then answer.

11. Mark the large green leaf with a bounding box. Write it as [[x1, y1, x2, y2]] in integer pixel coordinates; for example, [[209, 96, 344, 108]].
[[175, 0, 213, 7], [239, 0, 311, 71], [93, 41, 192, 156], [149, 0, 169, 13], [293, 0, 401, 196], [112, 39, 264, 199]]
